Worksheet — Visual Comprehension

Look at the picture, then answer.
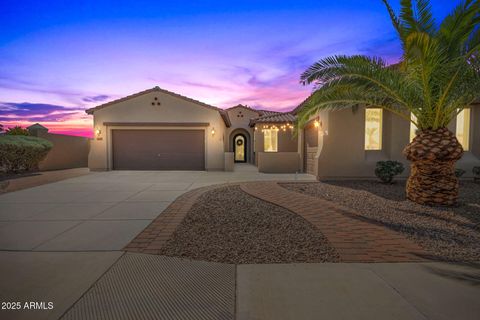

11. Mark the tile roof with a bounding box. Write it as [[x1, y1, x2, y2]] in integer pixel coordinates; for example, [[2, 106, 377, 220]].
[[249, 113, 296, 126], [27, 123, 48, 130]]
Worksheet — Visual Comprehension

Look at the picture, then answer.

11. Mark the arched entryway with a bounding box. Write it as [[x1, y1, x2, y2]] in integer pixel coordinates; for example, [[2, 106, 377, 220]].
[[233, 133, 247, 162]]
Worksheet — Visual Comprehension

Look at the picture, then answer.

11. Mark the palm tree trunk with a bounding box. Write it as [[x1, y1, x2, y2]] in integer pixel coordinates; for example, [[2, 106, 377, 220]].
[[403, 127, 463, 206]]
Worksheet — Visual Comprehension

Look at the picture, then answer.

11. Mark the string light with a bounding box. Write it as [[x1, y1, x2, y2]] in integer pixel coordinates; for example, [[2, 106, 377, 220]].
[[259, 123, 293, 132]]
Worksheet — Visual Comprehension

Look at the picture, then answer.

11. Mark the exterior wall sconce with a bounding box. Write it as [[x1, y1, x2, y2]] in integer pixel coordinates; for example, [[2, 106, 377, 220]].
[[95, 128, 102, 140], [314, 120, 320, 128], [211, 127, 215, 136]]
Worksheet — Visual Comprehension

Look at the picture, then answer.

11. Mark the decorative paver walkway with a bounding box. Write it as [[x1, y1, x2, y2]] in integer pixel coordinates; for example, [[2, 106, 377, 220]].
[[240, 182, 426, 262], [126, 181, 426, 262]]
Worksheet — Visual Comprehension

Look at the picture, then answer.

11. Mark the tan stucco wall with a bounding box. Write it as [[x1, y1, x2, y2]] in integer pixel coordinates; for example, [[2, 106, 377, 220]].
[[452, 106, 480, 177], [88, 91, 227, 171], [224, 152, 234, 171], [30, 131, 89, 171], [308, 106, 480, 179], [257, 152, 300, 173]]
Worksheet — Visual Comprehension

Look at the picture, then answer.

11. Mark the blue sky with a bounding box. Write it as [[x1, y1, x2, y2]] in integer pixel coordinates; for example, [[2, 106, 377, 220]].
[[0, 0, 460, 136]]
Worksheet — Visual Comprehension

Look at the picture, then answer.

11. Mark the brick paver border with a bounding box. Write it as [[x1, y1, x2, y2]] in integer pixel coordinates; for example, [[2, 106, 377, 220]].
[[126, 181, 426, 263], [240, 182, 426, 263]]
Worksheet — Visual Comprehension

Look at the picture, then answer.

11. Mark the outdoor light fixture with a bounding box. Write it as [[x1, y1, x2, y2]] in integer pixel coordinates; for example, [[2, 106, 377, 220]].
[[211, 127, 215, 136], [95, 128, 101, 136], [314, 120, 320, 128]]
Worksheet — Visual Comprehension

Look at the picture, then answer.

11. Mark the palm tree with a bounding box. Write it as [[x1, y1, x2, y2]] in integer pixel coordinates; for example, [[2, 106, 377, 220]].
[[298, 0, 480, 206]]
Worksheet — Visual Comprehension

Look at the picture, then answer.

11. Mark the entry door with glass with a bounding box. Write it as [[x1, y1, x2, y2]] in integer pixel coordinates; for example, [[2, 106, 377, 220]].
[[234, 134, 246, 162]]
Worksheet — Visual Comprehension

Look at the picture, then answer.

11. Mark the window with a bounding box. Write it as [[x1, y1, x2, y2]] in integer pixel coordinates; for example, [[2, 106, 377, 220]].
[[410, 113, 418, 142], [263, 128, 278, 152], [456, 108, 471, 151], [365, 108, 383, 150]]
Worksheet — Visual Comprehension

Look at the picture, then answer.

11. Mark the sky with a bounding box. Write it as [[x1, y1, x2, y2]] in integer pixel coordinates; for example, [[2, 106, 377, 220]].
[[0, 0, 460, 137]]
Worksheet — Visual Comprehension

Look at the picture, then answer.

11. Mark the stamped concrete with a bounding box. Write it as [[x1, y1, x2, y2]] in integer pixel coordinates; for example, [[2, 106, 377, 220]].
[[0, 251, 123, 320], [61, 253, 235, 320]]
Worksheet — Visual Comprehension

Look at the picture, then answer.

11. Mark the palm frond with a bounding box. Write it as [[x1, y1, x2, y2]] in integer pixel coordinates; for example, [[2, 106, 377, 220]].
[[299, 0, 480, 131], [438, 0, 479, 57]]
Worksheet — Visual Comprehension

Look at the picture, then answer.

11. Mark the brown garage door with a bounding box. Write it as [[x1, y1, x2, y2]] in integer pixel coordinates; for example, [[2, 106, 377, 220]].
[[112, 129, 205, 170]]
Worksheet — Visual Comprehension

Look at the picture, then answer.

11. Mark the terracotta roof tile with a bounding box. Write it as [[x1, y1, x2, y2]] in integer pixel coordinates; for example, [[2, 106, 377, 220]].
[[249, 113, 296, 126]]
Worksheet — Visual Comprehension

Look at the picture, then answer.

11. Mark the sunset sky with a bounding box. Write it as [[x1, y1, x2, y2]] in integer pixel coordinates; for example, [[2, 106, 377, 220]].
[[0, 0, 459, 137]]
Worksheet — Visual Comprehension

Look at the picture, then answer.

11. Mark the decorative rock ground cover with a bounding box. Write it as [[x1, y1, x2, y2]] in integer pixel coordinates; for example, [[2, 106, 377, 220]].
[[282, 181, 480, 262], [157, 186, 339, 264]]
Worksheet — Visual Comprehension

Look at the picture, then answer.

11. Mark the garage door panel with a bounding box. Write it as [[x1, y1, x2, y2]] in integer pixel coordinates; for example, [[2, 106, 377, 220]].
[[112, 130, 205, 170]]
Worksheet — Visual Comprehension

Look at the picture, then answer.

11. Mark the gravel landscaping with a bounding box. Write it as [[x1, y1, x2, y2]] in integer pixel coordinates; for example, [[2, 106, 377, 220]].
[[158, 186, 339, 264], [282, 181, 480, 262]]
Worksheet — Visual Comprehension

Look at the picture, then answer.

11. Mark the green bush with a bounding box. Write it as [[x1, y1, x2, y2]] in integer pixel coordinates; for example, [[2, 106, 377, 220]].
[[375, 161, 405, 184], [0, 136, 53, 173], [455, 169, 466, 178], [5, 126, 30, 136]]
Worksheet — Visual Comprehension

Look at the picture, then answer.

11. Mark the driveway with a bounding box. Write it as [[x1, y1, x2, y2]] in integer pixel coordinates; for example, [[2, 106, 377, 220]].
[[0, 169, 315, 251], [1, 170, 479, 320]]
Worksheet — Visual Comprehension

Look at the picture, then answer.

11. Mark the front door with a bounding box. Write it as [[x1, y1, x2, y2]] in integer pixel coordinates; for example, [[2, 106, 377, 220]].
[[234, 134, 246, 162]]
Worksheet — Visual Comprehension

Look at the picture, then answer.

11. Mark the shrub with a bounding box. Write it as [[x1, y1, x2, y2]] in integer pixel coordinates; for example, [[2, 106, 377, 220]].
[[0, 136, 53, 173], [473, 166, 480, 182], [5, 126, 30, 136], [375, 160, 405, 184], [455, 169, 466, 178]]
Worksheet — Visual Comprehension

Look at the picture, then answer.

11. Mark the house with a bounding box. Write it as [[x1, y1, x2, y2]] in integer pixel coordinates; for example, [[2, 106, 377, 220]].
[[86, 86, 480, 178], [296, 102, 480, 179], [86, 86, 300, 172]]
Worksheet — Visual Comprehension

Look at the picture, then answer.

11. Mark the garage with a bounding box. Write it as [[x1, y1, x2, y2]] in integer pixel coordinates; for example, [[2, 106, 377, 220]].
[[112, 129, 205, 170]]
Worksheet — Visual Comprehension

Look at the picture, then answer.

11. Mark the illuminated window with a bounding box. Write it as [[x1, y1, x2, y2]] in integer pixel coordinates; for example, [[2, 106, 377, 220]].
[[264, 128, 278, 152], [410, 113, 418, 142], [365, 108, 383, 150], [456, 108, 471, 151]]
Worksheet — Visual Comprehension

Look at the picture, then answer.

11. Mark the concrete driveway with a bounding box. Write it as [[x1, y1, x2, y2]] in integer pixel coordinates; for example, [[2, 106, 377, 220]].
[[0, 168, 315, 251], [2, 169, 479, 320]]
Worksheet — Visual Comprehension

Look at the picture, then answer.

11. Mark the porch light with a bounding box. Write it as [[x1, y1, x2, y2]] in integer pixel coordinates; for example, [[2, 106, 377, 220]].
[[211, 127, 215, 136], [314, 120, 320, 128], [95, 128, 101, 136]]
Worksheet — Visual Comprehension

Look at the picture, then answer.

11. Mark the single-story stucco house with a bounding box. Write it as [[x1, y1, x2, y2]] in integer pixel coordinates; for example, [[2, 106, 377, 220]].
[[86, 86, 480, 178]]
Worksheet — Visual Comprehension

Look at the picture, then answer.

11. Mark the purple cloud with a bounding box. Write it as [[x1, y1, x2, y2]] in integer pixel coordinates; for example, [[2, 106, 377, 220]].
[[82, 95, 110, 103], [0, 102, 85, 122]]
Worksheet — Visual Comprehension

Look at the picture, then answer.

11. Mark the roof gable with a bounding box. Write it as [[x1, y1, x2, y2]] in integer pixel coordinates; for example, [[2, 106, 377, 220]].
[[85, 86, 232, 127], [85, 86, 220, 115]]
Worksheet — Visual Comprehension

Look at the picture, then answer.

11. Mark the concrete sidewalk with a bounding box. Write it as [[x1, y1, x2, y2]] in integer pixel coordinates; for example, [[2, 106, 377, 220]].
[[1, 252, 479, 320], [237, 262, 480, 320]]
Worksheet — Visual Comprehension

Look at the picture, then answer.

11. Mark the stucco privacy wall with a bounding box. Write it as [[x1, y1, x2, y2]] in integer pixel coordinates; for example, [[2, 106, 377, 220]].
[[257, 152, 300, 173], [313, 106, 480, 179], [88, 91, 227, 171], [29, 128, 89, 171]]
